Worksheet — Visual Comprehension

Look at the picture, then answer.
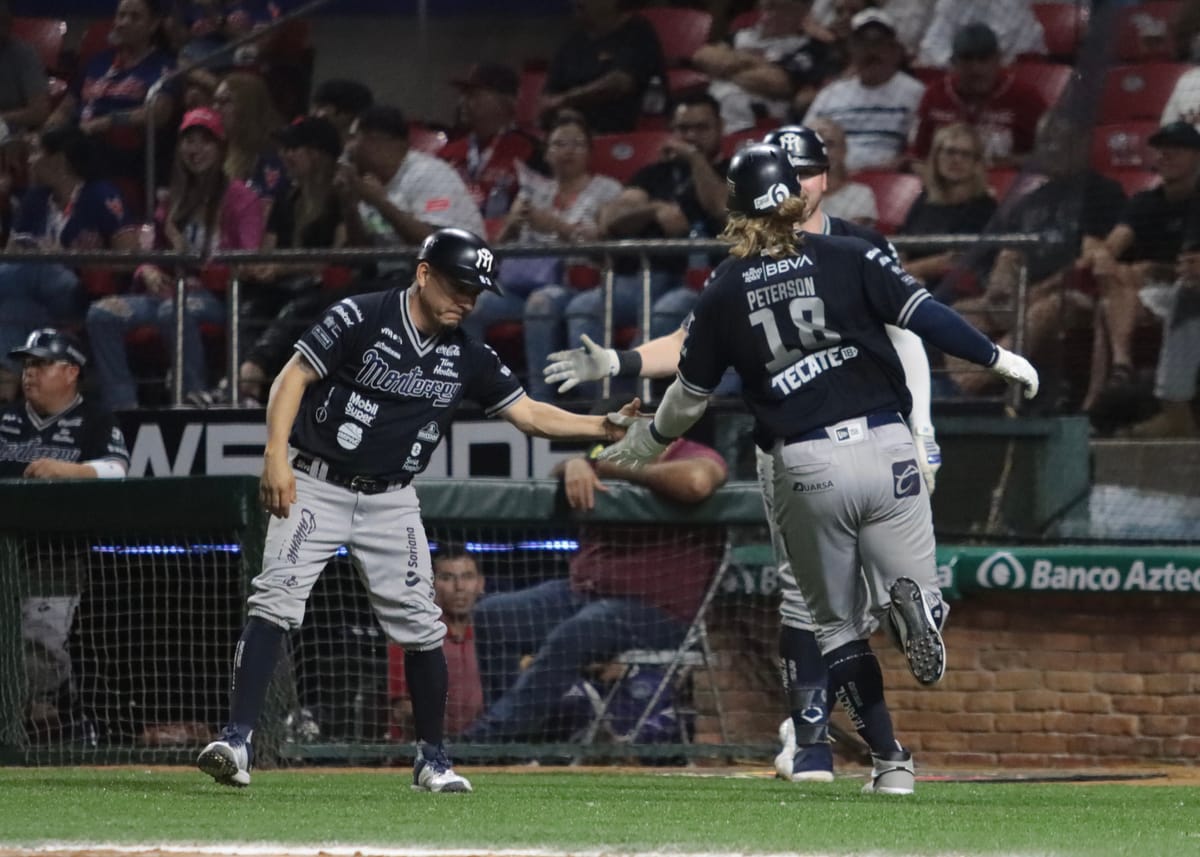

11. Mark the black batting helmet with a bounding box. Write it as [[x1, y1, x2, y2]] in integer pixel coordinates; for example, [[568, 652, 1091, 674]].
[[8, 328, 88, 367], [726, 144, 802, 217], [417, 227, 502, 295], [762, 125, 829, 172]]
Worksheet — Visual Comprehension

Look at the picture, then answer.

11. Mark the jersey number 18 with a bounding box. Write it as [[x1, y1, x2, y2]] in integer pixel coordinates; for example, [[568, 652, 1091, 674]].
[[750, 297, 842, 372]]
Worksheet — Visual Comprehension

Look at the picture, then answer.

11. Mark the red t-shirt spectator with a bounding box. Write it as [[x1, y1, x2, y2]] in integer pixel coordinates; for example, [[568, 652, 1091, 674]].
[[439, 127, 541, 217], [911, 70, 1046, 164], [388, 621, 482, 740]]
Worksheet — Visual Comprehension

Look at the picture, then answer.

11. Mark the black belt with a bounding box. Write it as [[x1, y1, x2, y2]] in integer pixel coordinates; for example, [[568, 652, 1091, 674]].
[[292, 453, 410, 495], [785, 410, 905, 445]]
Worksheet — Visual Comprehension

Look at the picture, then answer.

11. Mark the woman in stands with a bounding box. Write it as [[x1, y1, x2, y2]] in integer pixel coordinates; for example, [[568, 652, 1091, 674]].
[[46, 0, 177, 190], [897, 122, 996, 296], [86, 107, 264, 409], [460, 110, 621, 398], [213, 70, 286, 215]]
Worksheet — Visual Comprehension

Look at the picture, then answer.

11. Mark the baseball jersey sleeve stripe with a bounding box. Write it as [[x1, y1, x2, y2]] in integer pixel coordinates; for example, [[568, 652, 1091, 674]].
[[484, 388, 526, 417], [677, 373, 715, 397], [897, 289, 932, 328], [294, 341, 328, 377]]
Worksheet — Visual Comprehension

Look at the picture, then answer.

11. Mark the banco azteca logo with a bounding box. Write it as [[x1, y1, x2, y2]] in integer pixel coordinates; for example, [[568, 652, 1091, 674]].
[[976, 551, 1026, 589]]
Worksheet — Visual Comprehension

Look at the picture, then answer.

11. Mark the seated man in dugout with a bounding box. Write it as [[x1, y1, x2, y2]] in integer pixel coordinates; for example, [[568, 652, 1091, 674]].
[[459, 419, 727, 745]]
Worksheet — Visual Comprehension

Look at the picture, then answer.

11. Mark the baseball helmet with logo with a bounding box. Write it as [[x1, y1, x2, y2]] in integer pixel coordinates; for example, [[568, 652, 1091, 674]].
[[726, 143, 802, 217], [8, 328, 88, 367], [417, 227, 503, 295], [762, 125, 829, 172]]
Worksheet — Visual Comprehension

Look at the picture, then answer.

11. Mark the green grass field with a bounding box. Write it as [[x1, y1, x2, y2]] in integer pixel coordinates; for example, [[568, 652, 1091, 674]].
[[1, 768, 1198, 857]]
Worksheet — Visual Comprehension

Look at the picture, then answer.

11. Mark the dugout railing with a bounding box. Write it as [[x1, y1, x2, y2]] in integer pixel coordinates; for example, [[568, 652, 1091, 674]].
[[10, 231, 1054, 408]]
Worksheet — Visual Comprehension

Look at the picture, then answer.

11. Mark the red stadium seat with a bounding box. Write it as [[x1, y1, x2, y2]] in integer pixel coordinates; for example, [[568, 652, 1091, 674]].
[[77, 19, 113, 67], [987, 168, 1046, 205], [1098, 63, 1190, 122], [729, 10, 762, 34], [1010, 61, 1073, 109], [722, 127, 763, 159], [11, 18, 67, 72], [1114, 1, 1180, 63], [848, 171, 923, 234], [1106, 168, 1160, 197], [1031, 2, 1090, 62], [515, 68, 546, 131], [591, 131, 671, 184], [408, 124, 448, 155], [1090, 121, 1161, 171], [666, 67, 710, 99], [639, 8, 712, 65]]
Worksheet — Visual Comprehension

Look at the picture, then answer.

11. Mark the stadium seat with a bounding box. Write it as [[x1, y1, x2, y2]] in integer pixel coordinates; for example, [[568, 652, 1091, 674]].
[[591, 131, 672, 183], [729, 10, 762, 34], [1031, 2, 1090, 62], [76, 19, 113, 67], [666, 67, 710, 99], [408, 124, 448, 155], [848, 171, 923, 234], [987, 168, 1046, 205], [1097, 63, 1190, 122], [1090, 121, 1160, 172], [640, 8, 712, 66], [515, 68, 546, 131], [1011, 61, 1073, 109], [1114, 1, 1180, 63], [1106, 168, 1160, 197], [11, 17, 67, 73], [721, 127, 762, 159]]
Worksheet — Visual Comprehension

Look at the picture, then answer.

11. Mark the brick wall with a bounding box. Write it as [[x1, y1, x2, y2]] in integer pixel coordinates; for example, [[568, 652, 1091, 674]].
[[697, 593, 1200, 768]]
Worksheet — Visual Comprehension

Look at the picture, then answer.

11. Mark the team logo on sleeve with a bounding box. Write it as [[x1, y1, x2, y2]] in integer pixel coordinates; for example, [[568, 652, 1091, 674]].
[[892, 460, 921, 498]]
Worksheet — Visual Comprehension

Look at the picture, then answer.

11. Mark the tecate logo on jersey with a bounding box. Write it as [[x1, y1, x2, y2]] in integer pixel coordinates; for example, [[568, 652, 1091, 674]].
[[770, 344, 858, 395]]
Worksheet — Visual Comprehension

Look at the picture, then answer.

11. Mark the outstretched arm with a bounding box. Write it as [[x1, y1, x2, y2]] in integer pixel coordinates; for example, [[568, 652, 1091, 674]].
[[543, 326, 686, 393], [500, 395, 632, 442]]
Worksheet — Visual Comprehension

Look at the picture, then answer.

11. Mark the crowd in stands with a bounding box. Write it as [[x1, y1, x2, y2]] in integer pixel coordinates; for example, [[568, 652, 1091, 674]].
[[1, 0, 1200, 438]]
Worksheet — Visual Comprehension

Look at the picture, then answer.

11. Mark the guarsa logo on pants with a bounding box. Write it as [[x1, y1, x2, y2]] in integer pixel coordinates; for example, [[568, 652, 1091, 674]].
[[975, 551, 1027, 590]]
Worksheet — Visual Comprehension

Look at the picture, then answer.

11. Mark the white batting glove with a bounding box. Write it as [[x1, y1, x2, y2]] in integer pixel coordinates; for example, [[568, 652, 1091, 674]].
[[596, 416, 668, 470], [544, 334, 618, 394], [991, 347, 1039, 399], [911, 425, 941, 495]]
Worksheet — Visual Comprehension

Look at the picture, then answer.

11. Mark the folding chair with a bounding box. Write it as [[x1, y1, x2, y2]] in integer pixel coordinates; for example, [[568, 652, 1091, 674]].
[[578, 536, 734, 749]]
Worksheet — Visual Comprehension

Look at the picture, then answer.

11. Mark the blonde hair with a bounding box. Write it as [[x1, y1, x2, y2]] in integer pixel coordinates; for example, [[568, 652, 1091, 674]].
[[926, 123, 988, 204], [219, 71, 283, 181], [719, 194, 809, 258]]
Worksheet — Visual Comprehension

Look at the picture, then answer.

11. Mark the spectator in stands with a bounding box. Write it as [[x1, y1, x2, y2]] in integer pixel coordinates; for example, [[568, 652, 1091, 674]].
[[805, 117, 876, 226], [461, 111, 620, 389], [461, 431, 727, 744], [1161, 66, 1200, 129], [441, 62, 542, 221], [337, 105, 484, 264], [1082, 121, 1200, 415], [0, 127, 138, 403], [539, 0, 665, 134], [213, 71, 286, 212], [45, 0, 177, 183], [389, 544, 485, 742], [0, 1, 51, 133], [86, 107, 265, 409], [915, 0, 1045, 69], [220, 115, 348, 406], [804, 8, 923, 172], [910, 23, 1047, 169], [943, 114, 1127, 398], [693, 0, 832, 133], [898, 123, 996, 293], [310, 78, 374, 144]]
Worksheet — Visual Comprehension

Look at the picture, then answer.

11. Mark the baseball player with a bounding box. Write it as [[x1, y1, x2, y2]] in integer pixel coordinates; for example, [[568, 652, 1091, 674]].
[[197, 228, 632, 793], [543, 126, 941, 783], [1, 329, 130, 480], [599, 144, 1038, 795]]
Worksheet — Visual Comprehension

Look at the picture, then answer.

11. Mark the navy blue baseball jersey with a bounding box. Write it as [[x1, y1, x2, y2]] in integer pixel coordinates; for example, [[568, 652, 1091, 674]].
[[678, 234, 927, 445], [0, 396, 130, 478], [291, 288, 525, 480], [824, 213, 898, 259]]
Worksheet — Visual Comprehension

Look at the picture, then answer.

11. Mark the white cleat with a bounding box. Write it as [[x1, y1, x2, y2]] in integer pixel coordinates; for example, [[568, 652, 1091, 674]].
[[197, 736, 252, 787], [412, 743, 472, 793], [861, 749, 915, 795]]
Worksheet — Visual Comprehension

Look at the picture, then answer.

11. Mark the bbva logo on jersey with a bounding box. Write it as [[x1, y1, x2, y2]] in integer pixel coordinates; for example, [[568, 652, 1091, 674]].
[[762, 255, 812, 277]]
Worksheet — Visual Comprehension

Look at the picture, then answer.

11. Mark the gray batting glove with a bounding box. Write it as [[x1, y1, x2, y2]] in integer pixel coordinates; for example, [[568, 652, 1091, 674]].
[[911, 425, 941, 495], [544, 334, 618, 394], [596, 417, 667, 469], [991, 347, 1039, 399]]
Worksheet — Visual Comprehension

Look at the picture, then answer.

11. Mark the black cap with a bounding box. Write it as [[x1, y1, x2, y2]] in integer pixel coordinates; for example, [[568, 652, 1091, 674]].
[[275, 115, 343, 158], [1148, 121, 1200, 150], [9, 328, 87, 367], [726, 144, 803, 217], [762, 125, 829, 171], [311, 78, 374, 116], [952, 22, 1000, 59], [417, 228, 503, 295], [452, 62, 519, 97]]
